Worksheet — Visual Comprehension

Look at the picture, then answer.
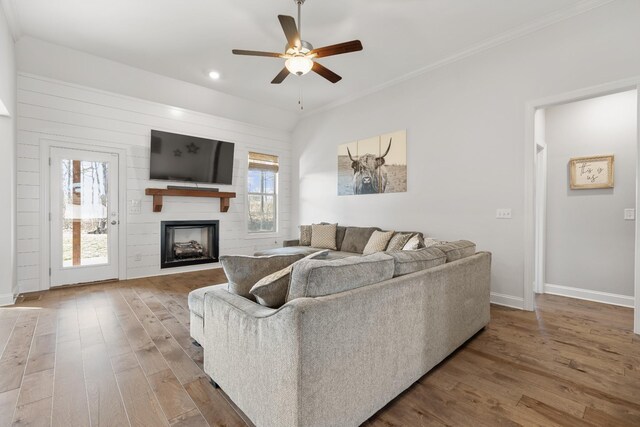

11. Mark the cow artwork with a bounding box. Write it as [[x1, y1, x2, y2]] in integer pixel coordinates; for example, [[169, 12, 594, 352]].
[[347, 139, 391, 194], [338, 130, 407, 196]]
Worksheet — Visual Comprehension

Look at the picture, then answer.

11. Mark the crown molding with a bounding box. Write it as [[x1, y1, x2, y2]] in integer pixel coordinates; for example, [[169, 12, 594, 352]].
[[300, 0, 617, 119], [1, 0, 22, 41]]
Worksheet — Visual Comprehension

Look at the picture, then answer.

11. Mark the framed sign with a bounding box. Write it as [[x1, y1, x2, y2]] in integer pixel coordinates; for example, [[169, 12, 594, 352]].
[[569, 155, 614, 189]]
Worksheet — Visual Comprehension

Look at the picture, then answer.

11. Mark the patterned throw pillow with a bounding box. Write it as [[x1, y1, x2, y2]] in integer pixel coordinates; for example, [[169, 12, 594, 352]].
[[386, 232, 414, 252], [299, 225, 312, 246], [250, 251, 329, 308], [402, 233, 425, 250], [363, 230, 395, 255], [311, 223, 338, 250]]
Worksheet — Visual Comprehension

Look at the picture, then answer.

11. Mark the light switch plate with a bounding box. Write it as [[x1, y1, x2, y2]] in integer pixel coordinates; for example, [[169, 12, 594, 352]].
[[624, 208, 635, 220], [496, 208, 512, 219], [129, 199, 141, 215]]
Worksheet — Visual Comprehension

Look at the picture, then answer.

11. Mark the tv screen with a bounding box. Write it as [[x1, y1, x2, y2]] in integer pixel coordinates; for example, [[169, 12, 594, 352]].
[[150, 130, 235, 185]]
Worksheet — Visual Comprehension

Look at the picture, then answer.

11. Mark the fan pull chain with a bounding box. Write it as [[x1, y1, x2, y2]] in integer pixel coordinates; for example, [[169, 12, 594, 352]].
[[299, 84, 304, 110]]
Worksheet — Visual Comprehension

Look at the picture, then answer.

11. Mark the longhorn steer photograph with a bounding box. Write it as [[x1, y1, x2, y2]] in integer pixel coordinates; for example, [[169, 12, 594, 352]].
[[338, 130, 407, 196]]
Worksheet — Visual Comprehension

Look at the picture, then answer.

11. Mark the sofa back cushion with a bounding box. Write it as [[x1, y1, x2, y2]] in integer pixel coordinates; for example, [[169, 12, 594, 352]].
[[335, 226, 347, 251], [287, 253, 394, 302], [387, 247, 447, 277], [221, 254, 305, 300], [433, 240, 476, 262], [340, 227, 381, 253]]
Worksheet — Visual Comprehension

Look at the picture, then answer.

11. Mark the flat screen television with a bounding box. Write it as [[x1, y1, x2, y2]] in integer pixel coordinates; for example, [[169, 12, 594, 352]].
[[150, 130, 235, 185]]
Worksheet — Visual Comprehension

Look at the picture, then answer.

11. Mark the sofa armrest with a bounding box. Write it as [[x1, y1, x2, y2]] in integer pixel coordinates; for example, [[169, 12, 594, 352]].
[[283, 239, 300, 247], [203, 288, 317, 427]]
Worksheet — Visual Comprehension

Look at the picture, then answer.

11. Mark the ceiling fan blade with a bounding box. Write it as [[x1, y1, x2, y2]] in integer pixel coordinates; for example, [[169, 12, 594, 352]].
[[310, 40, 363, 58], [312, 62, 342, 84], [271, 67, 290, 84], [278, 15, 301, 49], [232, 49, 283, 58]]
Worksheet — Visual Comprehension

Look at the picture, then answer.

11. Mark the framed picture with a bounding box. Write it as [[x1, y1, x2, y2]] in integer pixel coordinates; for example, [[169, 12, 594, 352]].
[[337, 130, 407, 196], [569, 155, 614, 189]]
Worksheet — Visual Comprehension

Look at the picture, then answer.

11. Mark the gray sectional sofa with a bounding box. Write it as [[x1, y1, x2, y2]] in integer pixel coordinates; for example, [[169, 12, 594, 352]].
[[188, 226, 491, 427]]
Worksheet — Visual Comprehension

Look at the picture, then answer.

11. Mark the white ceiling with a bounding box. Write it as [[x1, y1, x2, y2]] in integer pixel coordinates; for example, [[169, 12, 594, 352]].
[[5, 0, 606, 113]]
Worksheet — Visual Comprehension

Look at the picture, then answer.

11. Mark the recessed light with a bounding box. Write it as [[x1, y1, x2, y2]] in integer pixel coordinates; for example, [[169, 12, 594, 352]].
[[208, 71, 221, 80], [170, 108, 183, 117]]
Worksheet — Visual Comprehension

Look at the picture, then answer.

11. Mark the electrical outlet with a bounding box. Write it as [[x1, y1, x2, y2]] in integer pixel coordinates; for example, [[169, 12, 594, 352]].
[[135, 253, 142, 262], [624, 208, 635, 221], [496, 208, 512, 219]]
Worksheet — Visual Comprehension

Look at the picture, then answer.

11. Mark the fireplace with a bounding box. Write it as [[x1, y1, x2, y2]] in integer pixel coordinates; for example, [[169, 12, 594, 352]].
[[160, 220, 219, 269]]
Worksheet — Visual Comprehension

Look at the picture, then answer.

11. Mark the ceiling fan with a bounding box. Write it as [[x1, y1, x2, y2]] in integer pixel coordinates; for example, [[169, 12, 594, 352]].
[[232, 0, 363, 84]]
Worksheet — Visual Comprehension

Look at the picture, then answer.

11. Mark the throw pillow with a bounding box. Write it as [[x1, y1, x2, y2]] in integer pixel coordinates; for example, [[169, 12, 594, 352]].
[[402, 233, 425, 250], [299, 225, 312, 246], [340, 227, 380, 253], [433, 240, 476, 262], [287, 252, 395, 302], [310, 223, 338, 250], [220, 253, 305, 300], [386, 232, 414, 252], [250, 250, 329, 308], [423, 238, 442, 248], [387, 247, 447, 277], [362, 230, 395, 255]]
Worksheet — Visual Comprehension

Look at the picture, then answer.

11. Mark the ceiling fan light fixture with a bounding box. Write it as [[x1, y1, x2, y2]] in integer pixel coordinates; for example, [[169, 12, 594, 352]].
[[285, 55, 313, 76]]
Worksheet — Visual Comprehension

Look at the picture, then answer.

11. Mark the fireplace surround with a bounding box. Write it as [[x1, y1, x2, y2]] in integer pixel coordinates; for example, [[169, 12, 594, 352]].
[[160, 220, 219, 269]]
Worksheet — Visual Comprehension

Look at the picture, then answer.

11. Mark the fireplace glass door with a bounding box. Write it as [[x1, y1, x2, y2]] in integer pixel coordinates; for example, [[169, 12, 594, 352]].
[[161, 221, 219, 268]]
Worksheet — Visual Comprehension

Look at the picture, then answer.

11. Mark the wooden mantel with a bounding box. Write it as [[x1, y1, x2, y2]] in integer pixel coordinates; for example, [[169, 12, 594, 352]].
[[144, 188, 237, 213]]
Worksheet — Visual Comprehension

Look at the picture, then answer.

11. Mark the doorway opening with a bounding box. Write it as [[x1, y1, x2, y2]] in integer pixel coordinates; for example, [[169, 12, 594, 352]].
[[526, 82, 639, 335]]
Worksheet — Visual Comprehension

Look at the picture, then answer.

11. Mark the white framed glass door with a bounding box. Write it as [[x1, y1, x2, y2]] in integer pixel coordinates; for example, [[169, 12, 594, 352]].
[[50, 147, 119, 286]]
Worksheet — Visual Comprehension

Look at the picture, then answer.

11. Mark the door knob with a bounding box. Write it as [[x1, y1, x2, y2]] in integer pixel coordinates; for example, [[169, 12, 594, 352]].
[[111, 220, 118, 225]]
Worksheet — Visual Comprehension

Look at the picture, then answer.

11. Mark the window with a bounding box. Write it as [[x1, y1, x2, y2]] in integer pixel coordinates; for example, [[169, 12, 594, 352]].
[[247, 152, 278, 233]]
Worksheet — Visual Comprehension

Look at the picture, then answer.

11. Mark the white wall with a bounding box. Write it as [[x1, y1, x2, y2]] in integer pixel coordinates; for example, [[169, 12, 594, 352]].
[[545, 90, 637, 298], [291, 0, 640, 308], [16, 74, 292, 293], [0, 4, 16, 305], [16, 37, 299, 132]]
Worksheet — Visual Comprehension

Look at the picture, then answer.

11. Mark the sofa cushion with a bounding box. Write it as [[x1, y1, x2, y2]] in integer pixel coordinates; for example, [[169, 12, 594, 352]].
[[340, 227, 380, 253], [335, 226, 347, 251], [254, 246, 323, 257], [433, 240, 476, 262], [299, 225, 312, 246], [287, 252, 394, 302], [387, 247, 447, 277], [221, 253, 305, 299], [403, 233, 425, 250], [363, 230, 395, 255], [188, 283, 227, 317], [386, 232, 414, 252], [311, 223, 338, 250], [250, 251, 328, 308]]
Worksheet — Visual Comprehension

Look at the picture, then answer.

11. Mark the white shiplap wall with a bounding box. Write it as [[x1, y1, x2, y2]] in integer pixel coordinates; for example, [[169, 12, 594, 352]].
[[16, 73, 293, 293]]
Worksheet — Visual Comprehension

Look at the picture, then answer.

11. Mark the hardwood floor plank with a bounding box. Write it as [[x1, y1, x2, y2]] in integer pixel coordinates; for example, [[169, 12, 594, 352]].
[[0, 389, 20, 427], [168, 408, 209, 427], [11, 396, 52, 427], [147, 369, 198, 421], [184, 378, 245, 427], [52, 339, 91, 427], [82, 342, 129, 427], [0, 312, 38, 393], [115, 366, 169, 427], [16, 368, 53, 407]]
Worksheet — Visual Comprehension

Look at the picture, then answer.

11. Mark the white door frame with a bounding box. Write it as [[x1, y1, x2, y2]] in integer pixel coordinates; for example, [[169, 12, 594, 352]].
[[523, 77, 640, 335], [39, 139, 128, 290]]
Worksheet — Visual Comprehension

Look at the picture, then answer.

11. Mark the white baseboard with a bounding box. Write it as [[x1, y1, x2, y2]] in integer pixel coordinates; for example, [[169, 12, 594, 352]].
[[490, 292, 525, 310], [0, 293, 16, 306], [544, 283, 634, 308]]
